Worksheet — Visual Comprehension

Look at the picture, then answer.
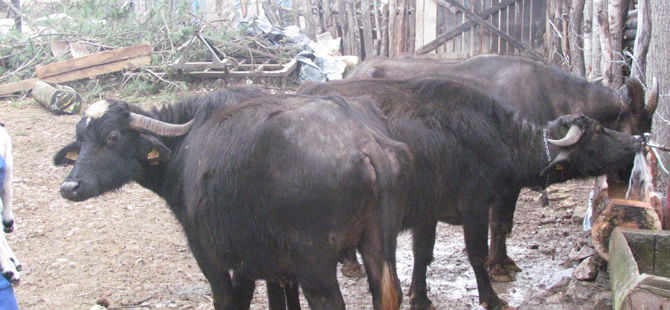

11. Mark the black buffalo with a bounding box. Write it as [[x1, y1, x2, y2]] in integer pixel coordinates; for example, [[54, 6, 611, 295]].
[[297, 78, 643, 309], [54, 88, 412, 310], [344, 54, 659, 282]]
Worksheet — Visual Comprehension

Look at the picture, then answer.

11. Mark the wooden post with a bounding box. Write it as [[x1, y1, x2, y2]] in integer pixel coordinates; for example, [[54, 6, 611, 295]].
[[303, 0, 318, 40], [346, 0, 361, 58], [361, 0, 375, 59], [396, 0, 406, 56], [381, 2, 389, 56], [569, 0, 586, 77], [339, 0, 352, 55], [389, 0, 397, 57], [373, 0, 382, 55]]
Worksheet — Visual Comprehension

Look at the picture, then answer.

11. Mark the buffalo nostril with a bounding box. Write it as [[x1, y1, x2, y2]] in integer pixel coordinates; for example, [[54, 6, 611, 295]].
[[60, 181, 80, 199]]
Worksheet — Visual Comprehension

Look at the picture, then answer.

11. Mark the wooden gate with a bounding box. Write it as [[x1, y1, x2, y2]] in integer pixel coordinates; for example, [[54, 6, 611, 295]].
[[412, 0, 546, 58]]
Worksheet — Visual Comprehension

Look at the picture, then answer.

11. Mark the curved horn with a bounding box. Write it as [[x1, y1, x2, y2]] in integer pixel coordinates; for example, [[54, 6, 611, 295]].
[[548, 125, 584, 147], [129, 113, 194, 137], [644, 77, 659, 116]]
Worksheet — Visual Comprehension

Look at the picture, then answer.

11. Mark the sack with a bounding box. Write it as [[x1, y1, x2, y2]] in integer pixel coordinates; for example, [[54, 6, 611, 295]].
[[32, 80, 82, 115]]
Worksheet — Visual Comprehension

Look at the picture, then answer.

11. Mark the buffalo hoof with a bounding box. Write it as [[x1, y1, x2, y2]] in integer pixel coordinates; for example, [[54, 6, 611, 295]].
[[409, 292, 435, 310], [487, 256, 522, 282], [482, 297, 512, 310], [3, 220, 14, 233], [340, 259, 366, 278], [409, 300, 435, 310]]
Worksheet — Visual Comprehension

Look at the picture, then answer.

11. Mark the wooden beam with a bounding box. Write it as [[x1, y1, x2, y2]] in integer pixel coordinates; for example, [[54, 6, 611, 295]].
[[417, 0, 519, 55], [430, 0, 541, 58], [36, 43, 152, 79], [0, 78, 37, 96], [44, 56, 151, 84], [0, 56, 151, 96]]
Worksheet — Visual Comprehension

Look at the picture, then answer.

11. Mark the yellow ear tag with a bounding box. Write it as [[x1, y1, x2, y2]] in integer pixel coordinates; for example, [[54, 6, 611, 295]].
[[147, 149, 160, 160], [66, 151, 78, 161], [555, 164, 564, 171]]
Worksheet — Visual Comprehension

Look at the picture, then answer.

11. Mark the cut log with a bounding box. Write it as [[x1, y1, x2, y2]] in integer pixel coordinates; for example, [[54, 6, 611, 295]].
[[592, 198, 662, 260]]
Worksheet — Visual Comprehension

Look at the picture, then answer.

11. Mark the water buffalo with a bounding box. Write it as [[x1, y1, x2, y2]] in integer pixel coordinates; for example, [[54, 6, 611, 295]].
[[343, 54, 659, 282], [298, 78, 643, 309], [54, 88, 411, 310]]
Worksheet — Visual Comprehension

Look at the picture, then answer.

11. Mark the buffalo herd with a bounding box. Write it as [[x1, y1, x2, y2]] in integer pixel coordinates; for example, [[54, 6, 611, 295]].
[[54, 55, 656, 310]]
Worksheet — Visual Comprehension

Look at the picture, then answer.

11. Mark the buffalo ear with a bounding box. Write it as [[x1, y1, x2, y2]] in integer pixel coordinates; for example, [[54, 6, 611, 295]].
[[140, 133, 172, 163], [54, 142, 80, 166], [540, 150, 571, 177]]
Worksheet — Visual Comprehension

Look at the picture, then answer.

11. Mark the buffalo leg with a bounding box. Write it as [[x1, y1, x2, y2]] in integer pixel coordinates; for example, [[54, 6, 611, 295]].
[[464, 206, 509, 310], [487, 189, 522, 282], [188, 240, 233, 310], [201, 267, 233, 310], [408, 220, 437, 310], [297, 257, 345, 310], [339, 248, 366, 278], [267, 282, 287, 310], [267, 280, 301, 310], [284, 282, 301, 310], [358, 229, 402, 310], [231, 274, 256, 310]]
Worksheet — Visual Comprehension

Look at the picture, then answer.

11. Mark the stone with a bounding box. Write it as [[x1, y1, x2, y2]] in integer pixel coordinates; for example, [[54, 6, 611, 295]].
[[568, 245, 597, 262], [574, 256, 597, 281], [592, 291, 614, 310]]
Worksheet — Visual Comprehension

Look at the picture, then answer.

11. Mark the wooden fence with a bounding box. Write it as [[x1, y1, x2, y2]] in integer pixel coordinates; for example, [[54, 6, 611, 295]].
[[293, 0, 547, 60]]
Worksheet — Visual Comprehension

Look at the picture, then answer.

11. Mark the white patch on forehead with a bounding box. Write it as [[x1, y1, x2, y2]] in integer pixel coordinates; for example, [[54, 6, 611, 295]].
[[86, 100, 110, 122]]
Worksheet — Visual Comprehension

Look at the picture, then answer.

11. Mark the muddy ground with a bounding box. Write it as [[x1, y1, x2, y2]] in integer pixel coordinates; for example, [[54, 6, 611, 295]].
[[1, 90, 612, 310]]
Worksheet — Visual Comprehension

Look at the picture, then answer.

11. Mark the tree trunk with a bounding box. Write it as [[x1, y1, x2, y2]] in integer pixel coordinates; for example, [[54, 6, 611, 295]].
[[591, 0, 604, 79], [569, 0, 586, 77], [606, 0, 632, 88], [648, 0, 670, 204], [631, 0, 651, 81], [11, 0, 21, 31], [583, 0, 593, 78]]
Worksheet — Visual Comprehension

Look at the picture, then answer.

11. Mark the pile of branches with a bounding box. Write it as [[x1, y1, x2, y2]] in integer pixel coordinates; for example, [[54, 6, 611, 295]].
[[0, 0, 301, 99]]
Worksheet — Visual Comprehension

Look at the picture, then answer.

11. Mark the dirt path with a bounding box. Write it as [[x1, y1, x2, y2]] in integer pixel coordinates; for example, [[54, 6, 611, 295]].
[[1, 97, 608, 309]]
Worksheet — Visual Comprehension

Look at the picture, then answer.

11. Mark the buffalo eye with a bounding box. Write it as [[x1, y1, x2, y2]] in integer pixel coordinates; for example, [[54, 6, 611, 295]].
[[107, 131, 120, 146]]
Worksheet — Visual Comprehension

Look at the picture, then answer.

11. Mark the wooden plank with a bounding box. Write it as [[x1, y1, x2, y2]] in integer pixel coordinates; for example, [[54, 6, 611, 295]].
[[361, 0, 375, 59], [454, 6, 463, 53], [408, 0, 417, 53], [0, 78, 37, 96], [498, 0, 514, 54], [44, 56, 152, 84], [338, 0, 352, 55], [445, 4, 454, 52], [531, 0, 546, 48], [0, 56, 151, 96], [417, 0, 518, 54], [463, 0, 472, 55], [436, 0, 541, 58], [388, 0, 397, 57], [395, 0, 407, 55], [36, 43, 152, 79], [491, 0, 500, 53], [424, 0, 438, 54], [381, 3, 389, 56], [482, 0, 490, 54], [416, 0, 425, 51]]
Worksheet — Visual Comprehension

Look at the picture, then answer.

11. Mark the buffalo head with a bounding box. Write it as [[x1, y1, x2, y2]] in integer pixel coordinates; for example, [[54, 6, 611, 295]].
[[541, 114, 643, 180], [54, 99, 192, 201]]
